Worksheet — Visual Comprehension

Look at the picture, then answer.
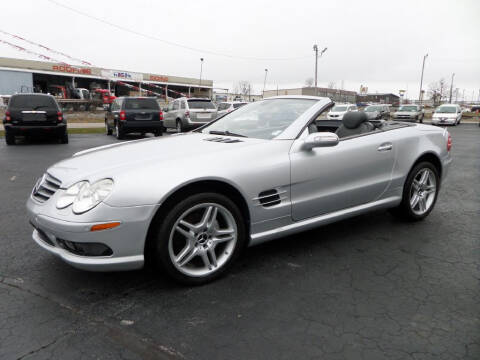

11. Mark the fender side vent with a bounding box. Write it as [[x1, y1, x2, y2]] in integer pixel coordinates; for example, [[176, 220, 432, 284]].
[[257, 189, 281, 207], [204, 137, 242, 143]]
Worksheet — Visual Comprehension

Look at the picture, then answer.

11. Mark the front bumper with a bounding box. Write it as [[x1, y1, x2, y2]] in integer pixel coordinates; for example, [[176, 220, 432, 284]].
[[431, 118, 456, 125], [26, 193, 158, 271]]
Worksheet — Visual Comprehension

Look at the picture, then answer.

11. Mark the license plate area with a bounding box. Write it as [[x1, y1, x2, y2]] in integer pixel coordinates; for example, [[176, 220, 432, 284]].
[[22, 113, 47, 121]]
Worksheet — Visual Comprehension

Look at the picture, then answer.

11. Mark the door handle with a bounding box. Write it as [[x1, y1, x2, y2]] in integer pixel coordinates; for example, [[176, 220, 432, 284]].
[[377, 142, 393, 152]]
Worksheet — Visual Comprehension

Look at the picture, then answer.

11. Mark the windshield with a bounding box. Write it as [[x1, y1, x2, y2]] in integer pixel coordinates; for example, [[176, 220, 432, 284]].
[[188, 100, 216, 109], [9, 95, 58, 110], [124, 98, 159, 110], [436, 106, 457, 113], [398, 106, 417, 112], [365, 106, 382, 112], [200, 98, 316, 139], [331, 106, 347, 112]]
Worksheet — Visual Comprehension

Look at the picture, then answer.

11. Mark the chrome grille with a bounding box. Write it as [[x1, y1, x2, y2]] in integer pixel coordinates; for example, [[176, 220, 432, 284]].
[[32, 173, 61, 203]]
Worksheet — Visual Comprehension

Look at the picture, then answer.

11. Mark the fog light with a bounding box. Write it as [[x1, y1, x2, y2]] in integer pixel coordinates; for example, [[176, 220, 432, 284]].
[[57, 239, 113, 256]]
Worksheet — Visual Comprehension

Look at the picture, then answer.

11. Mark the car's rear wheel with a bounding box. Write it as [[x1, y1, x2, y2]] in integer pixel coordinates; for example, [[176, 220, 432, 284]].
[[176, 120, 183, 133], [391, 161, 439, 221], [154, 129, 163, 137], [115, 123, 124, 140], [5, 130, 15, 145], [151, 193, 246, 285], [60, 132, 69, 144]]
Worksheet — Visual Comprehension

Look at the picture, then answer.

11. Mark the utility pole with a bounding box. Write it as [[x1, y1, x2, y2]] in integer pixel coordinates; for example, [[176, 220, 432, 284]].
[[449, 73, 455, 103], [199, 58, 204, 88], [418, 53, 428, 104], [262, 69, 268, 98], [312, 45, 327, 96]]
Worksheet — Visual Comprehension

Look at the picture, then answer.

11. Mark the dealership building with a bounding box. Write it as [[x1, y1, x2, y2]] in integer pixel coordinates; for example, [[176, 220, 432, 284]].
[[263, 87, 357, 104], [0, 57, 213, 99]]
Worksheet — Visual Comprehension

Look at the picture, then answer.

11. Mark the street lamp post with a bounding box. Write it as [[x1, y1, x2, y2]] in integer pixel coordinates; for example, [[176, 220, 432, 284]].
[[449, 73, 455, 103], [262, 69, 268, 98], [418, 53, 428, 104], [313, 44, 318, 95], [199, 58, 204, 88]]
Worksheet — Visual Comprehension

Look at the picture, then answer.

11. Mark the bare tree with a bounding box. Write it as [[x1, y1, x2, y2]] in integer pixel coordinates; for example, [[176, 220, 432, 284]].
[[327, 81, 336, 89], [234, 81, 252, 99], [305, 77, 314, 87], [428, 78, 449, 106]]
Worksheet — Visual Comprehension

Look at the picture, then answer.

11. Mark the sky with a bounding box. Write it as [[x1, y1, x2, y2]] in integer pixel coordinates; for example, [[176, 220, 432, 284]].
[[0, 0, 479, 100]]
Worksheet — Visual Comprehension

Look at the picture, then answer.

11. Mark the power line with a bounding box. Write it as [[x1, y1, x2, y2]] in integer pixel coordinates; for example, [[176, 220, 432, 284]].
[[45, 0, 311, 62]]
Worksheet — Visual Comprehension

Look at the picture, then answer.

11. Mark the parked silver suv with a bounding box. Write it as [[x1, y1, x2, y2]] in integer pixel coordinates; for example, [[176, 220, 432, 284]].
[[393, 104, 424, 123], [163, 97, 217, 132]]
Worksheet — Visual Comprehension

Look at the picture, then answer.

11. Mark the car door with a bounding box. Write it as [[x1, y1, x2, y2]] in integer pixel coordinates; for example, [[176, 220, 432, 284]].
[[290, 128, 397, 221], [108, 99, 119, 127]]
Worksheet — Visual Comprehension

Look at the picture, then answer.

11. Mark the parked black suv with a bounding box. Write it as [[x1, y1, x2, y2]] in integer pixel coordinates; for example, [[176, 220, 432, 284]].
[[3, 94, 67, 145], [105, 97, 164, 139]]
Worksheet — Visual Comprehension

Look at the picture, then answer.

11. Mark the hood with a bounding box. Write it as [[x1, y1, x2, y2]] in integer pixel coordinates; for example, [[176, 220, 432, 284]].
[[47, 133, 267, 187], [328, 111, 347, 115], [365, 111, 379, 119]]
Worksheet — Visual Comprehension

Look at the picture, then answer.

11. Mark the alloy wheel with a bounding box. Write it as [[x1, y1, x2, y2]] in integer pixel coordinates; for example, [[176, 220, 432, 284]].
[[409, 168, 437, 215], [168, 203, 237, 277]]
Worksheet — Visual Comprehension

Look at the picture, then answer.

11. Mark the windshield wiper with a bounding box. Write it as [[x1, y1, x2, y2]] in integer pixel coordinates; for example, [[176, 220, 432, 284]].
[[209, 130, 247, 138]]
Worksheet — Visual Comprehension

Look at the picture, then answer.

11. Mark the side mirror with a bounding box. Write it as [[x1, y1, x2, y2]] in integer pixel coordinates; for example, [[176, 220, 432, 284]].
[[303, 132, 339, 150]]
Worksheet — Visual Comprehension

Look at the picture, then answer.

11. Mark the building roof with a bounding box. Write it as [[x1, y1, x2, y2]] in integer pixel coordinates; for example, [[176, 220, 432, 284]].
[[0, 57, 213, 88]]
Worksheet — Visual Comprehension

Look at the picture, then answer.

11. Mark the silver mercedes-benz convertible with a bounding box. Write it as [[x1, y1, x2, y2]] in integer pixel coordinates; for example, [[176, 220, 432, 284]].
[[27, 96, 452, 284]]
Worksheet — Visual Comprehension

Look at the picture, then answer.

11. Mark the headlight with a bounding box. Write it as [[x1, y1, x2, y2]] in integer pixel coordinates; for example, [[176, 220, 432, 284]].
[[56, 181, 88, 209], [56, 179, 114, 214]]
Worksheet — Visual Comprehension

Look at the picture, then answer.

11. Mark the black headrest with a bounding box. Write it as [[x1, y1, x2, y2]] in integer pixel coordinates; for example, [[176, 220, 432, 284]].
[[342, 112, 368, 129]]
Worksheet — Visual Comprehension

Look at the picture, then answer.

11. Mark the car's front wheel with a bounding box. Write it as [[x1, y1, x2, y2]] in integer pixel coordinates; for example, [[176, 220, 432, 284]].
[[391, 162, 439, 221], [151, 193, 246, 285], [105, 122, 112, 135]]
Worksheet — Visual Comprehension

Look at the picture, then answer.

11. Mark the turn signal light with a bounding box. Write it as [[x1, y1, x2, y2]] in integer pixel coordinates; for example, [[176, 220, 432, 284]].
[[447, 133, 452, 152], [57, 111, 63, 122], [119, 111, 126, 121], [5, 111, 11, 122], [159, 111, 163, 120], [90, 222, 121, 232]]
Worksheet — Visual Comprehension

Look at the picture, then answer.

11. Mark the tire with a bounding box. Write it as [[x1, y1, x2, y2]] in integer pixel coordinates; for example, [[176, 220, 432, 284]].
[[60, 132, 69, 144], [5, 130, 15, 145], [115, 123, 124, 140], [105, 122, 112, 135], [176, 120, 183, 133], [390, 161, 440, 221], [154, 129, 163, 137], [151, 192, 247, 285], [419, 115, 423, 123]]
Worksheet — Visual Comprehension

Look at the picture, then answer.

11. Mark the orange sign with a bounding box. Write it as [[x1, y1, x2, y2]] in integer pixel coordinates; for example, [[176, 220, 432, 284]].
[[52, 65, 92, 75], [149, 75, 168, 82]]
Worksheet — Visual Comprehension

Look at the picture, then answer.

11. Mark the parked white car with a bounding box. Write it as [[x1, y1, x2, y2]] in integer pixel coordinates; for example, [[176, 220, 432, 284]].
[[216, 102, 248, 118], [327, 104, 357, 120], [431, 104, 462, 126]]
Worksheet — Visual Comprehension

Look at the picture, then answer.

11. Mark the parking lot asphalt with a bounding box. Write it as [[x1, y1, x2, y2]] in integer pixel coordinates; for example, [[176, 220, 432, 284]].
[[0, 126, 479, 360]]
